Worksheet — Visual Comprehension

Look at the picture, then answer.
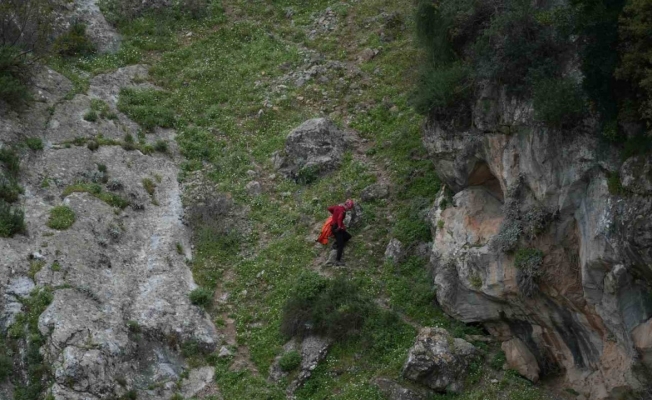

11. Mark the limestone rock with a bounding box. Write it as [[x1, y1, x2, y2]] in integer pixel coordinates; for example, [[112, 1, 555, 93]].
[[0, 65, 219, 400], [423, 79, 652, 397], [384, 238, 404, 263], [620, 155, 652, 195], [373, 378, 425, 400], [277, 118, 349, 181], [361, 183, 390, 201], [402, 327, 477, 393], [502, 338, 540, 382], [632, 318, 652, 369]]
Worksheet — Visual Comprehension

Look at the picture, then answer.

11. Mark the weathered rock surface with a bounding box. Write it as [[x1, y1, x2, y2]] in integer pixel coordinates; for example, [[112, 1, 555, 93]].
[[373, 378, 425, 400], [269, 336, 331, 394], [402, 327, 477, 393], [274, 118, 350, 181], [385, 238, 404, 263], [0, 66, 219, 399], [424, 82, 652, 398], [502, 338, 540, 383], [361, 182, 390, 201]]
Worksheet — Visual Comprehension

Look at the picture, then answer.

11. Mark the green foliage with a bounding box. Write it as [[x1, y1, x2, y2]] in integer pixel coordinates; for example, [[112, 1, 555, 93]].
[[0, 147, 20, 176], [189, 287, 213, 308], [617, 0, 652, 121], [491, 350, 507, 370], [296, 165, 320, 185], [25, 138, 43, 151], [0, 200, 25, 237], [53, 23, 96, 57], [514, 247, 544, 297], [63, 183, 130, 209], [0, 45, 32, 105], [127, 320, 141, 334], [607, 171, 626, 195], [142, 178, 156, 196], [437, 219, 444, 230], [84, 109, 99, 122], [533, 78, 587, 128], [119, 390, 138, 400], [410, 61, 471, 116], [154, 140, 168, 153], [176, 242, 184, 255], [472, 0, 571, 94], [278, 350, 302, 372], [28, 261, 44, 280], [47, 205, 76, 230], [51, 261, 61, 272], [0, 339, 11, 382], [280, 273, 372, 341], [118, 88, 176, 131], [10, 287, 53, 400]]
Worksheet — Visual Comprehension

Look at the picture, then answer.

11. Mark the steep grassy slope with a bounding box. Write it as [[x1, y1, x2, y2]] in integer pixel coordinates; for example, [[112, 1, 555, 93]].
[[49, 1, 567, 398]]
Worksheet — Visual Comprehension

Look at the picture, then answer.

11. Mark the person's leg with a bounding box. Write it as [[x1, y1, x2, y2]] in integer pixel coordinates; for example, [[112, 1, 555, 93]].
[[334, 229, 345, 262]]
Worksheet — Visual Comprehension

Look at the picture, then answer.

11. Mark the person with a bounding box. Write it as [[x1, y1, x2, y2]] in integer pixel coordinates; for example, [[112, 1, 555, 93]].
[[327, 199, 354, 266]]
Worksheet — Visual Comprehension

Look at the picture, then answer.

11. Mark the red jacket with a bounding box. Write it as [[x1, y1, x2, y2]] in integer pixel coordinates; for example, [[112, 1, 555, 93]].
[[328, 205, 347, 230]]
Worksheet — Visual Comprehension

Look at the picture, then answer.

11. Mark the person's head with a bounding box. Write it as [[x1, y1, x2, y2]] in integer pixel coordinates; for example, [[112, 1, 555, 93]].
[[344, 199, 354, 210]]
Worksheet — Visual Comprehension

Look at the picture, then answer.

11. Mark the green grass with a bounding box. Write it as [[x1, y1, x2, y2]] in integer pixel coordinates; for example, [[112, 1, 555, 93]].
[[62, 183, 130, 209], [25, 138, 44, 151], [47, 205, 76, 230]]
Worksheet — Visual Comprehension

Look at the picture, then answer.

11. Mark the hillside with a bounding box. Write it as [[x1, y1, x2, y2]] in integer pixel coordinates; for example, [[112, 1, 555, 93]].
[[0, 0, 651, 399]]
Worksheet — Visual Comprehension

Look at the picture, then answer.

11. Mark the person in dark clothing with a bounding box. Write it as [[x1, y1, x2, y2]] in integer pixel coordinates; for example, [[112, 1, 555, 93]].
[[327, 199, 354, 265]]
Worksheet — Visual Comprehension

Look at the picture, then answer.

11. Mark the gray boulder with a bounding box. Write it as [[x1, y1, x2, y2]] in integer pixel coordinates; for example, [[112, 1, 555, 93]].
[[275, 118, 349, 181], [361, 183, 390, 202], [402, 327, 477, 393], [384, 238, 404, 264]]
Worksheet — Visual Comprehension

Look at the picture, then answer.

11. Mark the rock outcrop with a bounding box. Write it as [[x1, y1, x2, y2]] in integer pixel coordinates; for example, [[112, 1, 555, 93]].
[[402, 327, 477, 393], [424, 84, 652, 398], [0, 66, 219, 399], [273, 118, 350, 182]]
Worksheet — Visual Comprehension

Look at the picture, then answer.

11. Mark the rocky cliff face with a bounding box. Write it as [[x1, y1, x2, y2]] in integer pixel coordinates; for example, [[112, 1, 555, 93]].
[[0, 66, 219, 399], [425, 85, 652, 398]]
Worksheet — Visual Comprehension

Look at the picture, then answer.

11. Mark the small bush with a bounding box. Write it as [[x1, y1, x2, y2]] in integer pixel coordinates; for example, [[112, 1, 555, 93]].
[[0, 174, 23, 203], [0, 45, 32, 105], [491, 219, 521, 253], [84, 109, 99, 122], [154, 140, 168, 153], [410, 61, 471, 115], [51, 261, 61, 272], [126, 320, 141, 334], [0, 147, 20, 176], [278, 350, 302, 372], [295, 164, 320, 185], [437, 219, 444, 230], [514, 247, 544, 297], [189, 287, 213, 308], [25, 138, 43, 151], [176, 242, 184, 255], [63, 183, 130, 209], [0, 200, 26, 237], [97, 164, 107, 173], [142, 178, 156, 196], [87, 140, 99, 151], [53, 23, 96, 57], [122, 133, 136, 151], [533, 78, 587, 128], [607, 172, 626, 196], [47, 205, 76, 230], [280, 273, 372, 341], [490, 350, 506, 370]]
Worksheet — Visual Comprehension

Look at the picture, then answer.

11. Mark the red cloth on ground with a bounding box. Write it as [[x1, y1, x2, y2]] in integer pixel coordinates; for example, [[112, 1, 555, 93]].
[[317, 216, 333, 245]]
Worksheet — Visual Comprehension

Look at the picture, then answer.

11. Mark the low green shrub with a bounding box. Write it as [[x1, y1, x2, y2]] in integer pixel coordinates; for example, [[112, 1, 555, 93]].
[[0, 147, 20, 176], [278, 350, 302, 372], [62, 183, 130, 209], [154, 140, 168, 153], [84, 109, 98, 122], [607, 172, 626, 196], [0, 45, 32, 105], [533, 77, 587, 128], [25, 138, 43, 151], [490, 350, 506, 370], [0, 174, 23, 203], [126, 320, 141, 334], [280, 273, 372, 341], [142, 178, 156, 196], [410, 61, 471, 116], [46, 205, 76, 230], [53, 24, 96, 57], [0, 200, 26, 237], [189, 287, 213, 308], [514, 247, 544, 297]]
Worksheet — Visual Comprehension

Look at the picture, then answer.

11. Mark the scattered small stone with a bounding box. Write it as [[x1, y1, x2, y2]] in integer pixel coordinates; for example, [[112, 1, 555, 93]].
[[218, 346, 233, 358], [246, 170, 257, 178], [245, 181, 262, 196]]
